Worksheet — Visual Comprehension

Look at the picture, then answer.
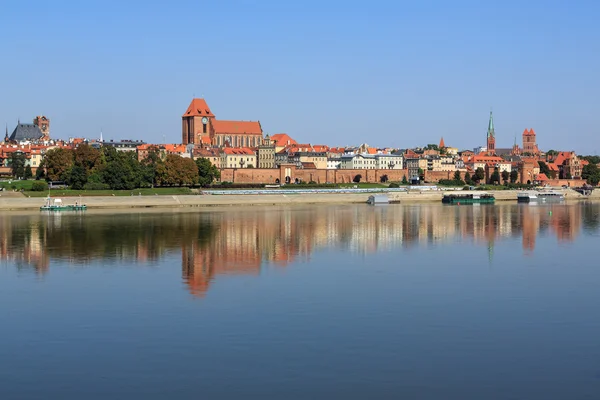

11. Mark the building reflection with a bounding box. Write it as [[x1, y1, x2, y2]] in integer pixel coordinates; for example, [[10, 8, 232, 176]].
[[0, 203, 595, 296]]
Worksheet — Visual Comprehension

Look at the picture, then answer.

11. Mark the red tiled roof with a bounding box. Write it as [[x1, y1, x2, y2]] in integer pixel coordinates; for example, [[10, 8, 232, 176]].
[[270, 133, 297, 146], [183, 98, 215, 118], [212, 120, 262, 135], [195, 148, 220, 157], [222, 147, 255, 155], [523, 128, 536, 136], [301, 162, 317, 169], [537, 173, 549, 181]]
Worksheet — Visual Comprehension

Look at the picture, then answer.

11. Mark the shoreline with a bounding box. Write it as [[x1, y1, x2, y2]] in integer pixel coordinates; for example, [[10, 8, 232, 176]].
[[0, 189, 598, 211]]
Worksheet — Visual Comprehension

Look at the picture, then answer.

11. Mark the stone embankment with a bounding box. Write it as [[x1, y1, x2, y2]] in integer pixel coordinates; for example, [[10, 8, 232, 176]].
[[0, 188, 597, 211]]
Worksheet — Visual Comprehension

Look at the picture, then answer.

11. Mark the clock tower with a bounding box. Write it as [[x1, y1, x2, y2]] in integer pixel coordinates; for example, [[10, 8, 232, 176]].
[[182, 98, 215, 145]]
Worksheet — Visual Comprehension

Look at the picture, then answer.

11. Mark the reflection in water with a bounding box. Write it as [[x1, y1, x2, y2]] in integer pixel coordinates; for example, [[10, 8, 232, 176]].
[[1, 203, 599, 295]]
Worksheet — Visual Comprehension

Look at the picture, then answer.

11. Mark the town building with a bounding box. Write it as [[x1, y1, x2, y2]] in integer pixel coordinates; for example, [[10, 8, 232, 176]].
[[221, 147, 256, 169], [103, 140, 146, 152], [257, 135, 276, 168], [182, 98, 263, 148]]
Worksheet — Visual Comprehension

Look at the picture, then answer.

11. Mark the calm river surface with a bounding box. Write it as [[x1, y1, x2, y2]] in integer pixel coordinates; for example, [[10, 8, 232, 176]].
[[2, 203, 600, 399]]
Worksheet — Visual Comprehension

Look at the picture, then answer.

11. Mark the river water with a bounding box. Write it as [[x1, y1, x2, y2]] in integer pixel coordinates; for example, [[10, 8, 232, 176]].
[[1, 203, 600, 399]]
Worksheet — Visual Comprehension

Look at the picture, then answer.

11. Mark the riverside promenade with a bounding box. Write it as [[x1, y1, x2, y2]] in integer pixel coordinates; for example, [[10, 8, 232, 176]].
[[0, 188, 596, 211]]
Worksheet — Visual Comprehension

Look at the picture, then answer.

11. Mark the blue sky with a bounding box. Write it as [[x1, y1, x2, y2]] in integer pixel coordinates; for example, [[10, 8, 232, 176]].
[[1, 0, 598, 153]]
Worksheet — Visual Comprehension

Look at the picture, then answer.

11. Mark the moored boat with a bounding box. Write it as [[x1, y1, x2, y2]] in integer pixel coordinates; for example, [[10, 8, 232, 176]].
[[40, 197, 87, 211], [442, 193, 495, 204], [517, 190, 564, 203]]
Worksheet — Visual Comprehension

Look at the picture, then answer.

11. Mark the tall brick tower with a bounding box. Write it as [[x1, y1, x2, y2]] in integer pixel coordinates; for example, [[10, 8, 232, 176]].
[[486, 111, 496, 155], [522, 128, 537, 154], [181, 98, 215, 145], [33, 116, 50, 140]]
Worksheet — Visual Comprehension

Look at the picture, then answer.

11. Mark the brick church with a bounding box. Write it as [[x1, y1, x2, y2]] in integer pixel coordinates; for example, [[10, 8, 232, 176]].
[[181, 98, 263, 148]]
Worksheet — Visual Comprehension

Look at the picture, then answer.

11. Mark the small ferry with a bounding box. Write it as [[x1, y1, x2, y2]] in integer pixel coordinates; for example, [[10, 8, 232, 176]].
[[517, 190, 565, 203], [40, 197, 87, 211], [442, 193, 495, 204]]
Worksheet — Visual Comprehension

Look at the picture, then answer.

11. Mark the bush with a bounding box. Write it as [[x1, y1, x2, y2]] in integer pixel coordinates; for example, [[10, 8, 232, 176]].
[[438, 179, 465, 186], [83, 182, 110, 190], [31, 181, 49, 192], [389, 182, 400, 188]]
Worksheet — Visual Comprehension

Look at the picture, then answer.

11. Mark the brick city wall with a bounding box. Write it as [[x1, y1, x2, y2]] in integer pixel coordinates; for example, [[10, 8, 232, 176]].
[[220, 167, 419, 184]]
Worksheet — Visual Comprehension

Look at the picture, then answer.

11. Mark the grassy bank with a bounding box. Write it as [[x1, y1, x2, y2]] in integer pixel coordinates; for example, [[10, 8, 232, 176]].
[[24, 187, 193, 197]]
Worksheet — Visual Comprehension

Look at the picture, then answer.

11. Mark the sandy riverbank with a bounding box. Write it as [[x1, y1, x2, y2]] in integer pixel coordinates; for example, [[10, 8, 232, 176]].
[[0, 189, 597, 211]]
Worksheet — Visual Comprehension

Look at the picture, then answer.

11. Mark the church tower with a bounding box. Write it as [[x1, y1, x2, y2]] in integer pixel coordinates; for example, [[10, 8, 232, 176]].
[[486, 111, 496, 155], [522, 128, 537, 154], [33, 116, 50, 140], [182, 98, 215, 145]]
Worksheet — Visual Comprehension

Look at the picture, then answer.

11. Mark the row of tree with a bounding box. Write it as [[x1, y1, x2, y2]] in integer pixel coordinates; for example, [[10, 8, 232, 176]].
[[8, 152, 34, 179], [36, 145, 220, 190]]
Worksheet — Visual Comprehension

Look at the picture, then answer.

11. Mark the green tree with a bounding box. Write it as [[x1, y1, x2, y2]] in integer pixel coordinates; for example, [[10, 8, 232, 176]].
[[24, 165, 33, 180], [546, 149, 558, 157], [101, 150, 142, 190], [425, 144, 439, 151], [582, 163, 600, 186], [489, 168, 501, 185], [510, 169, 519, 183], [44, 148, 74, 181], [474, 167, 485, 183], [453, 170, 462, 181], [9, 152, 26, 179], [380, 174, 389, 183], [140, 147, 162, 187], [74, 144, 103, 174], [68, 164, 88, 190], [501, 170, 509, 184], [35, 160, 45, 180], [464, 172, 472, 185], [195, 157, 221, 187], [581, 155, 600, 165], [353, 174, 362, 183], [156, 154, 198, 186], [401, 175, 408, 184], [538, 161, 551, 177]]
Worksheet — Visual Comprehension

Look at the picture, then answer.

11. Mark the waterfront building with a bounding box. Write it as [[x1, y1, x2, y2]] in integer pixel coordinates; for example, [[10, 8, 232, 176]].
[[257, 135, 276, 168], [221, 147, 256, 169], [182, 98, 263, 148]]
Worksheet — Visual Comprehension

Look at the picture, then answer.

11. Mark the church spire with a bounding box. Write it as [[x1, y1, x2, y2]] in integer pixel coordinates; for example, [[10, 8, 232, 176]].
[[487, 111, 495, 138]]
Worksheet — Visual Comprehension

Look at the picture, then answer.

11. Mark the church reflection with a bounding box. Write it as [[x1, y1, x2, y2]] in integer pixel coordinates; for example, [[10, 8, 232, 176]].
[[0, 203, 597, 296]]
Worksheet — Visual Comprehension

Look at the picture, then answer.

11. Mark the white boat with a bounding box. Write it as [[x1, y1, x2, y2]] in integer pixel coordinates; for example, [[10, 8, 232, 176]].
[[517, 190, 564, 203]]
